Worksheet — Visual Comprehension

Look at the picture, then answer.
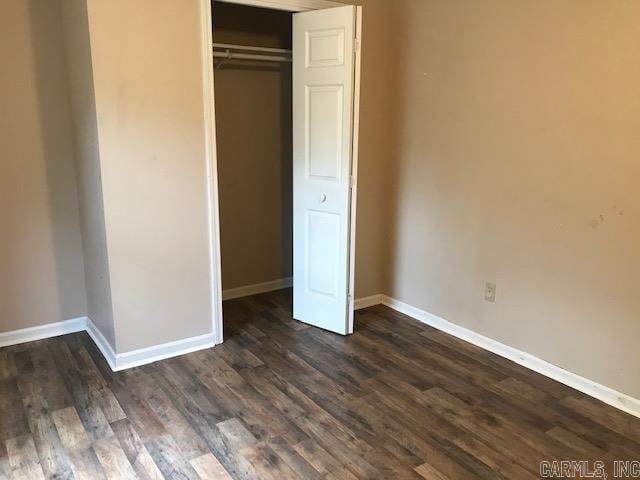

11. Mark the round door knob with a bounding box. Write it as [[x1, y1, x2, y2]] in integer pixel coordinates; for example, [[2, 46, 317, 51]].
[[320, 194, 327, 203]]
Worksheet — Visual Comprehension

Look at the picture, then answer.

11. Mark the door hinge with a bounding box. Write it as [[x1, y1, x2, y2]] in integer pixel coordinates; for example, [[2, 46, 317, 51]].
[[354, 39, 361, 52], [348, 293, 353, 304], [349, 176, 355, 189]]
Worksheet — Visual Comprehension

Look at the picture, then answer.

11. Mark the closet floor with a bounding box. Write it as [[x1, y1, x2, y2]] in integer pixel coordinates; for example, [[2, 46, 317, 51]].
[[1, 288, 638, 479]]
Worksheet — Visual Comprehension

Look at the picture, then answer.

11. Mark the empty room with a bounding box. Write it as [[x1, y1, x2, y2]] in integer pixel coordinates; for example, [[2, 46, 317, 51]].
[[1, 0, 639, 479]]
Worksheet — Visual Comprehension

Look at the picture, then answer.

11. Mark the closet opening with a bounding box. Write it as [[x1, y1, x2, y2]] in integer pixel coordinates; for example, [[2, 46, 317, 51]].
[[213, 1, 294, 314], [209, 0, 362, 339]]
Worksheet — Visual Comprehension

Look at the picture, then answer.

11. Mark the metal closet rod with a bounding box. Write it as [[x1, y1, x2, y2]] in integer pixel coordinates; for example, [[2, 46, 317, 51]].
[[213, 42, 292, 63]]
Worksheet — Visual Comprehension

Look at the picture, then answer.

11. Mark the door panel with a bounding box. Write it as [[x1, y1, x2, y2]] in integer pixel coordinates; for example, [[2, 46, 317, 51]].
[[293, 5, 356, 335], [306, 85, 343, 181], [305, 210, 340, 297], [306, 28, 345, 67]]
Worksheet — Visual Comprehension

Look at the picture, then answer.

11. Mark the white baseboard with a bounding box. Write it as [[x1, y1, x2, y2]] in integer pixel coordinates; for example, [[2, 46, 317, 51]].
[[2, 317, 216, 373], [113, 332, 216, 371], [222, 277, 293, 301], [85, 317, 216, 371], [85, 317, 118, 371], [0, 317, 87, 348], [354, 294, 383, 310], [376, 295, 640, 419], [5, 296, 639, 418]]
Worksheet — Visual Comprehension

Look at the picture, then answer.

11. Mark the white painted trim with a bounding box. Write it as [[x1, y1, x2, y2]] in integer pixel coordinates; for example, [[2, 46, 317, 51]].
[[86, 317, 215, 371], [222, 277, 293, 301], [347, 5, 363, 335], [1, 316, 216, 373], [112, 333, 216, 371], [216, 0, 342, 12], [200, 0, 225, 345], [0, 317, 87, 348], [354, 294, 382, 310], [205, 0, 357, 345], [85, 317, 118, 371], [379, 295, 640, 419], [6, 298, 638, 418]]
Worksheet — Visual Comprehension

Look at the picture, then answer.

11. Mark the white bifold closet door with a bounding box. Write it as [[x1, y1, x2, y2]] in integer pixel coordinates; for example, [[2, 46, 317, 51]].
[[292, 5, 359, 335]]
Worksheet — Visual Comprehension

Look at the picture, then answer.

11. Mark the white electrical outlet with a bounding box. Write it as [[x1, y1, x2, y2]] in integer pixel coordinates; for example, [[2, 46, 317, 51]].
[[484, 282, 496, 303]]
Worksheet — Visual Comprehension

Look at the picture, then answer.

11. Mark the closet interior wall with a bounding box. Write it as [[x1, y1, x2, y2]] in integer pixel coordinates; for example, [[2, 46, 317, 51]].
[[213, 2, 294, 292]]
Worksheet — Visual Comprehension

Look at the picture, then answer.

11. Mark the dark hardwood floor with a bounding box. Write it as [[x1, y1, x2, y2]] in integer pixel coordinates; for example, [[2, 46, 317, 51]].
[[1, 289, 638, 479]]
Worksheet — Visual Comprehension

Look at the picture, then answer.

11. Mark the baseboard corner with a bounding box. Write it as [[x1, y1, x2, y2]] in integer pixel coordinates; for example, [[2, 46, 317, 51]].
[[354, 294, 383, 310], [85, 317, 118, 371]]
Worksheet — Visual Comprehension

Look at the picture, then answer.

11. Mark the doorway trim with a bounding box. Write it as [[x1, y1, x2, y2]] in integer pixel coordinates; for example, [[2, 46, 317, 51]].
[[199, 0, 355, 344], [216, 0, 343, 12]]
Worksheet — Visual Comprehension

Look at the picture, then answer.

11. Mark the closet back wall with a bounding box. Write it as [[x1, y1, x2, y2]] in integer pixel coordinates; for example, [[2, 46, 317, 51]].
[[214, 3, 293, 291]]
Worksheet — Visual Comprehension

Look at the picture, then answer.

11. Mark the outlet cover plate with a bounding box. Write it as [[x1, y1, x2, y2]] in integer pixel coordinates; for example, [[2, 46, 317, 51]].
[[485, 282, 496, 303]]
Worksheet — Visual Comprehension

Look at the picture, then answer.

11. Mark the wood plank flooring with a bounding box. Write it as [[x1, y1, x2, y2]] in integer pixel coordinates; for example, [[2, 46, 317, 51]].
[[1, 288, 638, 479]]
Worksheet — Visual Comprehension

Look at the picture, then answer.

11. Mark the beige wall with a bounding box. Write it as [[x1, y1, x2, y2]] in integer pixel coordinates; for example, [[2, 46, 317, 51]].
[[0, 0, 87, 332], [60, 0, 115, 348], [385, 0, 640, 398], [213, 3, 294, 290], [86, 0, 213, 352], [5, 0, 636, 403]]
